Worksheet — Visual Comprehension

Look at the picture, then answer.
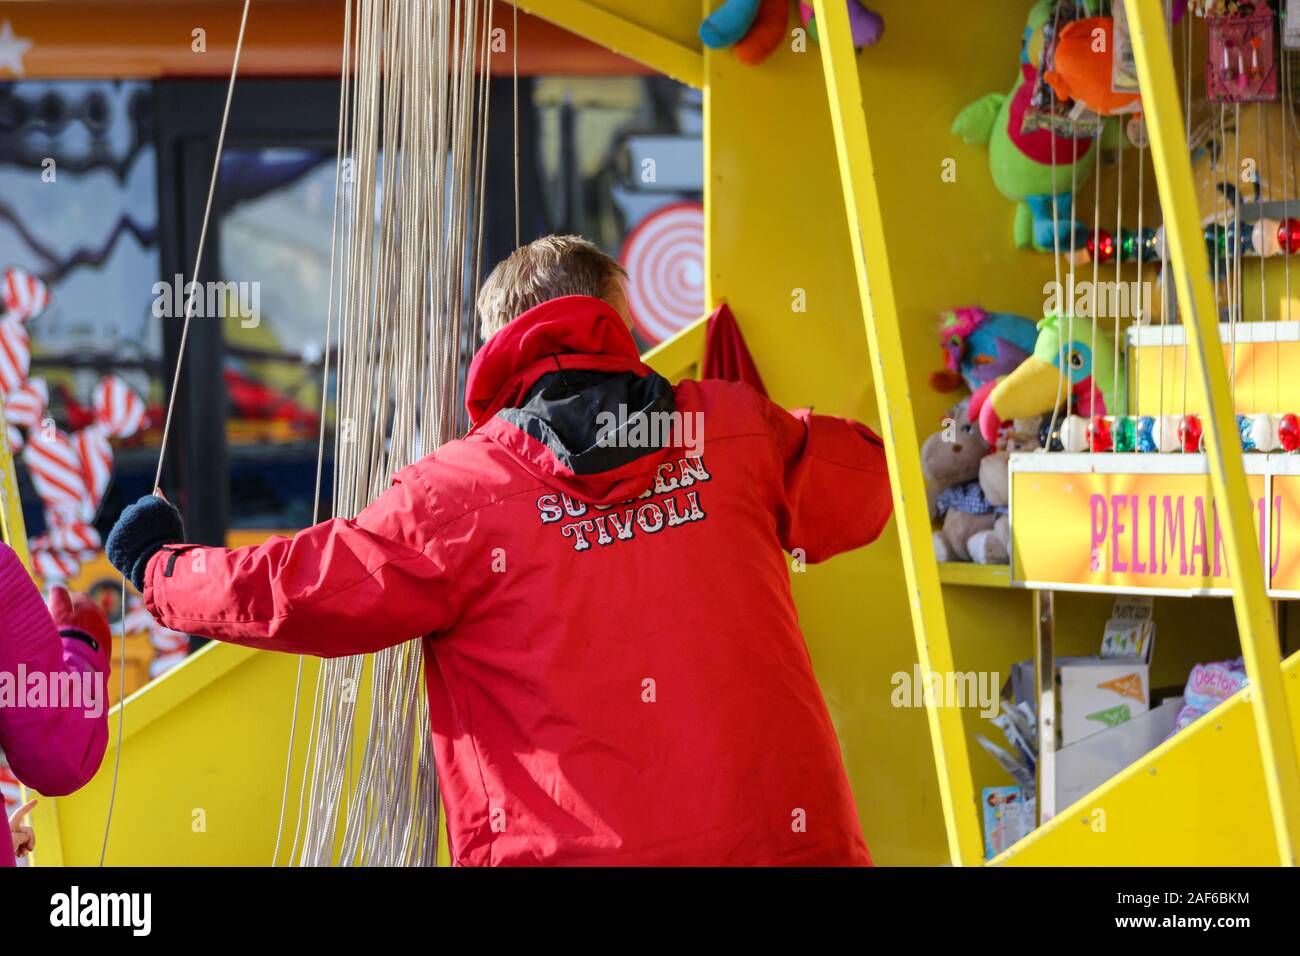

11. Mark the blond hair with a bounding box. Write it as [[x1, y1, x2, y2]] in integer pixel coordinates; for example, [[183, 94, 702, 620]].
[[476, 235, 627, 340]]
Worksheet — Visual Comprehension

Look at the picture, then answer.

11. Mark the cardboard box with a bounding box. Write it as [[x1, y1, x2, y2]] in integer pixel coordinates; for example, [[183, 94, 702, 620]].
[[1057, 656, 1150, 747], [1057, 698, 1182, 809]]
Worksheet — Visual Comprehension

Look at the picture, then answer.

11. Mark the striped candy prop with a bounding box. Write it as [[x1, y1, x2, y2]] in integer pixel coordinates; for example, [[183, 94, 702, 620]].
[[0, 759, 21, 819], [23, 426, 95, 525], [4, 377, 46, 452], [0, 318, 31, 396], [93, 374, 149, 439], [620, 201, 707, 344], [124, 596, 190, 678], [1, 267, 51, 325]]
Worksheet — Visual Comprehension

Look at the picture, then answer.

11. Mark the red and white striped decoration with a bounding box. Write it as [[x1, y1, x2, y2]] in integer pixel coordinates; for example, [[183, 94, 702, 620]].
[[42, 513, 102, 555], [28, 539, 85, 583], [23, 427, 94, 524], [620, 201, 707, 345], [0, 759, 21, 818], [124, 597, 190, 678], [4, 376, 47, 431], [73, 423, 114, 510], [93, 374, 148, 439], [0, 318, 31, 396], [1, 267, 51, 324]]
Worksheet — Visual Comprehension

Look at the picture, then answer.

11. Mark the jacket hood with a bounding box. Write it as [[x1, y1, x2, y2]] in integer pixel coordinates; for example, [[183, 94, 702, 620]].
[[466, 295, 687, 506]]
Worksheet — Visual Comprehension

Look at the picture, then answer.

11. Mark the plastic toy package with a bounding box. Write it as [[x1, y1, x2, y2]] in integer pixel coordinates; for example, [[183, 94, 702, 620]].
[[1168, 658, 1248, 736]]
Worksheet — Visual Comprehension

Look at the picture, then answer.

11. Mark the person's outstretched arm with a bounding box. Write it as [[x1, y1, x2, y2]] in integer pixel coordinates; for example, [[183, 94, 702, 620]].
[[0, 544, 111, 797], [761, 394, 894, 563], [108, 465, 458, 658]]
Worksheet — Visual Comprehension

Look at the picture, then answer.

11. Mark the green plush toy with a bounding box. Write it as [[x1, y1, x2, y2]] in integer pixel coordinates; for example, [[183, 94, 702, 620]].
[[951, 0, 1100, 251]]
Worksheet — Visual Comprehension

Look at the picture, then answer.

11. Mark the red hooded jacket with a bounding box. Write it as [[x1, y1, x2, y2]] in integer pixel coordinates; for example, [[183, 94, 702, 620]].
[[143, 295, 893, 866]]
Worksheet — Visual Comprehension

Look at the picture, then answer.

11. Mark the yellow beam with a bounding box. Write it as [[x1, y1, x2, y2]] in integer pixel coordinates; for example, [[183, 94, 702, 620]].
[[0, 395, 31, 574], [1128, 0, 1300, 865], [516, 0, 704, 89], [812, 0, 983, 866]]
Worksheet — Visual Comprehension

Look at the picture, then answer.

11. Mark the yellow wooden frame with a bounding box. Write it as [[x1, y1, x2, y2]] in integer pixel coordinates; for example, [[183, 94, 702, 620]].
[[1127, 0, 1300, 866], [812, 0, 983, 866], [516, 0, 704, 89]]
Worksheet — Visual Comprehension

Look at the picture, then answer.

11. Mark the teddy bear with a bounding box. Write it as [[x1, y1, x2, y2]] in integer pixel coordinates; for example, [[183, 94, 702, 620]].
[[923, 402, 1043, 564], [923, 400, 1006, 564]]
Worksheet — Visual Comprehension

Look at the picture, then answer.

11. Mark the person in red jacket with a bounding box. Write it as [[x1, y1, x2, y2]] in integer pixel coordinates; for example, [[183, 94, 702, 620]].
[[107, 235, 894, 866], [0, 541, 113, 866]]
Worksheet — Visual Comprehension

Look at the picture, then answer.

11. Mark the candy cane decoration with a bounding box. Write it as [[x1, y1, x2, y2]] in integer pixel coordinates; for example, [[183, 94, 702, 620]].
[[0, 267, 51, 325], [0, 318, 31, 397], [93, 374, 148, 440]]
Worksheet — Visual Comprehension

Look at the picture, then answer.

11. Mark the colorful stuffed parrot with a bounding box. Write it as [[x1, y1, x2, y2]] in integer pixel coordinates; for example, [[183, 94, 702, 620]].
[[930, 306, 1039, 393], [950, 0, 1098, 252], [969, 313, 1127, 445]]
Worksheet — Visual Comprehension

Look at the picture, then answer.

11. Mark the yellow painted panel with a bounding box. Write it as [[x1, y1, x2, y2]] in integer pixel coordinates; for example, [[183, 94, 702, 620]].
[[995, 648, 1300, 866], [34, 643, 375, 866]]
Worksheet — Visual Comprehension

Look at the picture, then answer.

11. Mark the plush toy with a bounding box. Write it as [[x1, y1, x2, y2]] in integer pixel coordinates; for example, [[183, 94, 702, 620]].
[[1044, 16, 1142, 116], [930, 306, 1040, 393], [699, 0, 763, 49], [733, 0, 790, 64], [798, 1, 884, 48], [951, 0, 1098, 251], [968, 313, 1127, 446], [922, 401, 1008, 564]]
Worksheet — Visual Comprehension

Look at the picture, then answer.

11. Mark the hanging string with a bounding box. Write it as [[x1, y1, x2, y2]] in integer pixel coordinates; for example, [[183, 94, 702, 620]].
[[1044, 1, 1070, 449], [273, 0, 354, 868], [1182, 12, 1192, 424], [513, 0, 521, 248], [291, 0, 492, 867], [99, 0, 253, 867], [1113, 124, 1124, 423]]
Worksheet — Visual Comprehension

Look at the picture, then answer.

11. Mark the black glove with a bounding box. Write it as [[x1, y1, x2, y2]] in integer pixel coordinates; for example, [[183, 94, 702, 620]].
[[105, 494, 185, 592]]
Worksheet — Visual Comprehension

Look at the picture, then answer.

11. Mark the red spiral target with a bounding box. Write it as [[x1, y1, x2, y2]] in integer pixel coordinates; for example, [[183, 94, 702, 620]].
[[620, 201, 706, 344]]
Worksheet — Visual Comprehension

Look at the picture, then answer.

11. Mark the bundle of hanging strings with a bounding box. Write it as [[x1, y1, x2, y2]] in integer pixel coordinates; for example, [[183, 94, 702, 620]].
[[270, 0, 497, 866], [102, 0, 500, 869]]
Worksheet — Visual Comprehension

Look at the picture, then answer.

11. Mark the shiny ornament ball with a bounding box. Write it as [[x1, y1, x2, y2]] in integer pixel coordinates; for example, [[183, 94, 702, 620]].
[[1179, 414, 1203, 453], [1136, 415, 1157, 453], [1061, 415, 1090, 453], [1251, 413, 1279, 452], [1088, 415, 1113, 452], [1237, 414, 1256, 451], [1280, 219, 1300, 255], [1088, 229, 1116, 264], [1253, 218, 1281, 257], [1280, 413, 1300, 452], [1157, 415, 1183, 453], [1113, 415, 1136, 452]]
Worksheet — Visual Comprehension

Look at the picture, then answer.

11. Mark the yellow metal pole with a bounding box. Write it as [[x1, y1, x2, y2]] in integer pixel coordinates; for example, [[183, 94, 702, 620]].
[[0, 395, 31, 574], [1128, 0, 1300, 865], [812, 0, 983, 866]]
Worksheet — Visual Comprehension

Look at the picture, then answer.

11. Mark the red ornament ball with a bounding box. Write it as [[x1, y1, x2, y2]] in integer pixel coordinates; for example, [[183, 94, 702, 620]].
[[1087, 415, 1113, 452], [1179, 414, 1203, 453], [1280, 413, 1300, 452], [1279, 219, 1300, 256], [1088, 229, 1116, 264]]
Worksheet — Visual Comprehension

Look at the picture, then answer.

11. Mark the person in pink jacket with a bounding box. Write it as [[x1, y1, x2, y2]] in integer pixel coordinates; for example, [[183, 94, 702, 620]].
[[0, 540, 112, 866]]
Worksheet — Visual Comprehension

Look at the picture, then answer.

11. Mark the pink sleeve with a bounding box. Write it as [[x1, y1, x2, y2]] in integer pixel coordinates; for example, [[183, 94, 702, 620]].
[[144, 467, 458, 657], [763, 398, 894, 564], [0, 543, 110, 796]]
